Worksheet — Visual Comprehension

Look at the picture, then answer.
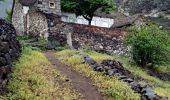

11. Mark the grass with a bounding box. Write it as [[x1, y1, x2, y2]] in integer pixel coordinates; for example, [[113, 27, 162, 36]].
[[110, 53, 170, 99], [84, 49, 170, 99], [56, 49, 140, 100], [56, 49, 170, 100], [0, 47, 81, 100], [17, 35, 48, 51]]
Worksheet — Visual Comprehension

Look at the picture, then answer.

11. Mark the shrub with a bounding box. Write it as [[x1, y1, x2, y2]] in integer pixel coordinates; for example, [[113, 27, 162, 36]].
[[125, 24, 170, 67], [5, 9, 12, 22]]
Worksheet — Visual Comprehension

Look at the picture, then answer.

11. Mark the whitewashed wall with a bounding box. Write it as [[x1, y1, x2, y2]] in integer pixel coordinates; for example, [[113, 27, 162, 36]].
[[61, 12, 114, 28]]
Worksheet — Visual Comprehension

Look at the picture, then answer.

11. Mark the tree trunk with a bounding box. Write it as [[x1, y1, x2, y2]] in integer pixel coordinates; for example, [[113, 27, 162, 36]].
[[88, 18, 92, 25], [83, 15, 93, 26]]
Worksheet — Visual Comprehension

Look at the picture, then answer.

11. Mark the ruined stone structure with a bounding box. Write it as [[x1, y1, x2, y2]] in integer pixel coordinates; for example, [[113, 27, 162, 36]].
[[27, 6, 49, 38], [12, 0, 25, 35], [12, 0, 61, 38]]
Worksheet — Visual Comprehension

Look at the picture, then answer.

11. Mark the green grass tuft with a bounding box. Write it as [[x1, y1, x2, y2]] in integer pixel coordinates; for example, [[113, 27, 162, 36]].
[[56, 49, 170, 100], [1, 47, 81, 100], [56, 49, 140, 100]]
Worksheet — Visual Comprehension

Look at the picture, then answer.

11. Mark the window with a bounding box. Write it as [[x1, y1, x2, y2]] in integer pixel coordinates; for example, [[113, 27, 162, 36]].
[[49, 2, 55, 8], [38, 1, 42, 4]]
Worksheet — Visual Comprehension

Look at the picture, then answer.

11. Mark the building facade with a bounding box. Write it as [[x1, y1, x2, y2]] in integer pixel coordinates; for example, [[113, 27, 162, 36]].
[[12, 0, 61, 38]]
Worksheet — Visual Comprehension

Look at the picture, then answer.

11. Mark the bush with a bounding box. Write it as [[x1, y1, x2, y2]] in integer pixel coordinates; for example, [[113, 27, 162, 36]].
[[125, 24, 170, 67]]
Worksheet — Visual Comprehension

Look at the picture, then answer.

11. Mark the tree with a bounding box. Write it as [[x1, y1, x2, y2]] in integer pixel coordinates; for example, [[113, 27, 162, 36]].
[[62, 0, 115, 25], [125, 24, 170, 68], [0, 0, 5, 4]]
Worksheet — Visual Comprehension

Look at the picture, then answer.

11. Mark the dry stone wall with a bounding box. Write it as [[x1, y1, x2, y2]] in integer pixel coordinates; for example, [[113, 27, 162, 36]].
[[71, 24, 128, 55], [0, 19, 21, 93], [48, 22, 128, 55], [83, 56, 168, 100]]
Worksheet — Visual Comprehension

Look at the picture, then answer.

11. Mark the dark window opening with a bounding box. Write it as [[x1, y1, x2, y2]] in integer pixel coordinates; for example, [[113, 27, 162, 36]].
[[38, 1, 42, 4], [49, 2, 55, 8]]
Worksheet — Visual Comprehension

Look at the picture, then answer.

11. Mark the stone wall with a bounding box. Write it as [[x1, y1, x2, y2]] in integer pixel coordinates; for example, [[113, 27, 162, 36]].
[[84, 57, 168, 100], [48, 22, 128, 55], [0, 19, 21, 93], [72, 24, 128, 55], [27, 7, 49, 39], [12, 0, 24, 35], [12, 0, 61, 37], [36, 0, 61, 15]]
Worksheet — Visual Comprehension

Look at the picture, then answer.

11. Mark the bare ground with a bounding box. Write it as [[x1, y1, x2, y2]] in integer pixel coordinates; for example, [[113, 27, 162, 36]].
[[44, 51, 104, 100]]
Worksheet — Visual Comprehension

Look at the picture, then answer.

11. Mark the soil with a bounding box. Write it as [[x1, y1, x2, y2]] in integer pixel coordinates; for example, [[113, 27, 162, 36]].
[[44, 51, 104, 100]]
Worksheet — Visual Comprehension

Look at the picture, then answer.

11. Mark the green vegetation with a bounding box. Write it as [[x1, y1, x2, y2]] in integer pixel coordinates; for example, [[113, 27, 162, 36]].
[[5, 9, 12, 22], [0, 48, 81, 100], [56, 49, 140, 100], [18, 35, 48, 51], [125, 24, 170, 67], [61, 0, 115, 25], [56, 49, 170, 99], [0, 0, 5, 2], [111, 53, 170, 99]]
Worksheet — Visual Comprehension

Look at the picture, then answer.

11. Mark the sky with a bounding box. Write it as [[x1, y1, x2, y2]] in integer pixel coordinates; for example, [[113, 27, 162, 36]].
[[0, 0, 13, 18]]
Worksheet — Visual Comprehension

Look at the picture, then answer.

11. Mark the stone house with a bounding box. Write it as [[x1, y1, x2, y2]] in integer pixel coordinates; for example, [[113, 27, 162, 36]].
[[12, 0, 61, 38]]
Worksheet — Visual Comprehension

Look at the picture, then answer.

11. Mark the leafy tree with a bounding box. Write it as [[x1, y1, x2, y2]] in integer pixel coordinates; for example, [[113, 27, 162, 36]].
[[1, 0, 5, 1], [62, 0, 115, 25], [0, 0, 5, 4], [125, 24, 170, 67], [61, 0, 78, 12]]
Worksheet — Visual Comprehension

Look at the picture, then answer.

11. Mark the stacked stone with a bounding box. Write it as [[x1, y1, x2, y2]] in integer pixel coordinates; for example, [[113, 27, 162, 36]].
[[0, 19, 21, 92], [46, 15, 66, 49], [83, 56, 168, 100], [49, 22, 128, 55], [36, 0, 61, 15], [71, 24, 128, 55]]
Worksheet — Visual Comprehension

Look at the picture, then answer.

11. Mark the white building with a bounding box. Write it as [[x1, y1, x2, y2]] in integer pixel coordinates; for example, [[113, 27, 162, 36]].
[[61, 12, 114, 28]]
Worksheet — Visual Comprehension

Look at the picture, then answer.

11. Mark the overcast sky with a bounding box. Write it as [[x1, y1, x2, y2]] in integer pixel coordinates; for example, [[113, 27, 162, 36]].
[[0, 0, 13, 18]]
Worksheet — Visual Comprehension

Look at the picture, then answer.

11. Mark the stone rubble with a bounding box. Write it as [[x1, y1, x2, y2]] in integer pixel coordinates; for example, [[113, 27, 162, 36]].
[[83, 56, 168, 100]]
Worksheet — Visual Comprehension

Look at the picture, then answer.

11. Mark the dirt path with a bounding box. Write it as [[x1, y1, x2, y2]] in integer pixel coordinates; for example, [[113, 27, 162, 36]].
[[44, 51, 104, 100]]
